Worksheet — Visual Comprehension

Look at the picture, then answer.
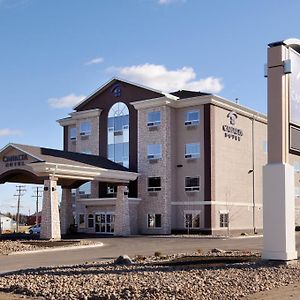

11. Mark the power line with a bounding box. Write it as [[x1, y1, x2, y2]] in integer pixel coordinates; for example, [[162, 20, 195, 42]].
[[14, 185, 26, 232], [31, 187, 43, 225]]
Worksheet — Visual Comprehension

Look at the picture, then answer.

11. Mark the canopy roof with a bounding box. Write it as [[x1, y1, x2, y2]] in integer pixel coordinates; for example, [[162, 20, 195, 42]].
[[0, 144, 138, 188]]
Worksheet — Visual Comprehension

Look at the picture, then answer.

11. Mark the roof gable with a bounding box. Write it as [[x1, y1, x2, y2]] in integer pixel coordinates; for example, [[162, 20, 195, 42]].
[[74, 77, 178, 111]]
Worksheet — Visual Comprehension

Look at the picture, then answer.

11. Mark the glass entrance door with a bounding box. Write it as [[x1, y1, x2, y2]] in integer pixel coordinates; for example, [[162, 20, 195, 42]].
[[95, 213, 115, 234]]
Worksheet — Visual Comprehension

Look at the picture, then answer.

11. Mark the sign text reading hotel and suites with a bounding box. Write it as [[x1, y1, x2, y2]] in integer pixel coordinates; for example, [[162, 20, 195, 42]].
[[222, 111, 243, 141], [2, 154, 28, 168]]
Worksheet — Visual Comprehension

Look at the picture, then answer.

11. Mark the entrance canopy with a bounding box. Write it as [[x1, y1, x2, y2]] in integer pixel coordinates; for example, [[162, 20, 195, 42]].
[[0, 143, 138, 188]]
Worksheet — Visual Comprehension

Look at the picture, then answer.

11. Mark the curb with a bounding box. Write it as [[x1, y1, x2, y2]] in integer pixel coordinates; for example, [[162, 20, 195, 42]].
[[226, 235, 263, 240], [7, 243, 104, 255]]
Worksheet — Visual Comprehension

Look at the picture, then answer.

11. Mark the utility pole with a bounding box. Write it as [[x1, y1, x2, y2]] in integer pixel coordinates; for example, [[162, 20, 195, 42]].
[[32, 187, 43, 225], [14, 185, 26, 232]]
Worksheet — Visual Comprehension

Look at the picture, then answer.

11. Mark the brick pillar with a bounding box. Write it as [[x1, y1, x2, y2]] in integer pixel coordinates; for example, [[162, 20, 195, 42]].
[[60, 188, 73, 235], [40, 178, 61, 240], [114, 185, 131, 236]]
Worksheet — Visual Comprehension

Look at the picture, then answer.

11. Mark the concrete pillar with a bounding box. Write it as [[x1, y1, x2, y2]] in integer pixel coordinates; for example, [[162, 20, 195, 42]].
[[263, 42, 298, 260], [262, 164, 297, 260], [60, 188, 73, 235], [114, 185, 131, 236], [40, 178, 61, 240]]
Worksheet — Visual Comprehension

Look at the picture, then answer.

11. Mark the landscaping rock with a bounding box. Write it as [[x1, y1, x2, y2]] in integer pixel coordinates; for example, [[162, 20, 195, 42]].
[[114, 255, 133, 265], [211, 248, 225, 253]]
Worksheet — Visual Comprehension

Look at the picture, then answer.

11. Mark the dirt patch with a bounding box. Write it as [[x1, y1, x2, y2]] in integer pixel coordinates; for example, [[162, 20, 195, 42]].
[[157, 255, 259, 267]]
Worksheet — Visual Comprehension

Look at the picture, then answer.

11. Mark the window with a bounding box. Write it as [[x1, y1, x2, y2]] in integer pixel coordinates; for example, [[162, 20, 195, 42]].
[[108, 143, 129, 165], [79, 182, 91, 198], [147, 214, 162, 228], [147, 111, 161, 127], [184, 211, 200, 228], [107, 102, 129, 168], [80, 121, 91, 136], [185, 176, 200, 191], [147, 144, 162, 160], [148, 177, 161, 192], [185, 110, 200, 126], [78, 214, 85, 229], [70, 127, 77, 140], [88, 214, 94, 228], [220, 213, 229, 228], [185, 143, 200, 159]]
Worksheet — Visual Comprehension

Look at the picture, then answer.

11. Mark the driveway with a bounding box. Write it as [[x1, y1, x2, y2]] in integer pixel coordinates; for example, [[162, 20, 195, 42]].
[[0, 233, 300, 274]]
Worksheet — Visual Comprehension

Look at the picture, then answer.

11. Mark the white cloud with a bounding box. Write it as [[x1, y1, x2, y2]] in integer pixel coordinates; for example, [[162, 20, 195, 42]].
[[85, 57, 104, 66], [48, 93, 86, 109], [0, 128, 21, 137], [158, 0, 185, 5], [109, 63, 223, 93]]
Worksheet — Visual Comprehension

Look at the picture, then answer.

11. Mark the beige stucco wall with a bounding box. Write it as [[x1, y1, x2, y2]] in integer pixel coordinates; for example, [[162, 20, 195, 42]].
[[170, 106, 206, 230], [211, 105, 267, 232]]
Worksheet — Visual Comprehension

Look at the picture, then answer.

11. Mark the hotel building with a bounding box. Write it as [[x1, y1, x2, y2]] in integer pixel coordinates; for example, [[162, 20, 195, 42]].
[[1, 77, 300, 237], [57, 78, 300, 235]]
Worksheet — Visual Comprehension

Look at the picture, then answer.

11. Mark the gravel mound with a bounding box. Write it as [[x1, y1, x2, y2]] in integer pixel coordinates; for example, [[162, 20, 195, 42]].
[[0, 240, 97, 255], [0, 251, 299, 299]]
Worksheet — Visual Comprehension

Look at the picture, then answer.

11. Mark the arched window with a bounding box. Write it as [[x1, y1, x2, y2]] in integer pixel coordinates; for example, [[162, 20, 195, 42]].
[[107, 102, 129, 168]]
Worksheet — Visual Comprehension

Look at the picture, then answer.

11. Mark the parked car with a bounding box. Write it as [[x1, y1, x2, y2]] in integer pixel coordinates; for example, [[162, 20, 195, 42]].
[[28, 224, 41, 235]]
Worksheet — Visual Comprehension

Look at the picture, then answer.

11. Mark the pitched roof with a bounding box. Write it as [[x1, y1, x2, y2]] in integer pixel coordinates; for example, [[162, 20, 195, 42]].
[[9, 143, 130, 172], [170, 90, 211, 99], [74, 77, 179, 110]]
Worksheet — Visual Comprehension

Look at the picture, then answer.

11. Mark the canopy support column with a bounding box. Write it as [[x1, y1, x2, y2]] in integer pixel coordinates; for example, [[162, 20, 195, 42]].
[[114, 184, 130, 236], [60, 188, 73, 235], [40, 178, 61, 240]]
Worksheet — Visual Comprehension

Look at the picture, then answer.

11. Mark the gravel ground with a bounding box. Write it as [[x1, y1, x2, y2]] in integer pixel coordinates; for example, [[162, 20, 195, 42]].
[[0, 240, 96, 255], [0, 251, 299, 300]]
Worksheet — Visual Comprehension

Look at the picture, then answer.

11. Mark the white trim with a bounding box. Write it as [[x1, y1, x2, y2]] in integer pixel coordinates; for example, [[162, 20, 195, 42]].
[[131, 95, 267, 123], [171, 201, 263, 207], [57, 109, 101, 126], [30, 161, 139, 182]]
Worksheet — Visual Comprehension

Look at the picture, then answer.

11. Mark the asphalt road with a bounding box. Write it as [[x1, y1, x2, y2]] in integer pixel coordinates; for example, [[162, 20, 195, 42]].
[[0, 233, 299, 274]]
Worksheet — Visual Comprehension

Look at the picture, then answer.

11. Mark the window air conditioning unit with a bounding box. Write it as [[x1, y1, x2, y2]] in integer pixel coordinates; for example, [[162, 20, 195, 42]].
[[148, 155, 160, 160], [70, 137, 77, 141], [185, 120, 199, 126], [185, 154, 198, 159], [147, 122, 160, 128]]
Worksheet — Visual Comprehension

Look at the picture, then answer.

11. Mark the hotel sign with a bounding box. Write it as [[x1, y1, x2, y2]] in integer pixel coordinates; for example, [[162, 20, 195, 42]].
[[222, 111, 243, 141], [2, 154, 28, 168], [289, 48, 300, 154]]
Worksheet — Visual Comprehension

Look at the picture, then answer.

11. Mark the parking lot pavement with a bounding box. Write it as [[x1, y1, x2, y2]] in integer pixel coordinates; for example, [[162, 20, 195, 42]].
[[0, 233, 299, 275], [0, 234, 264, 274]]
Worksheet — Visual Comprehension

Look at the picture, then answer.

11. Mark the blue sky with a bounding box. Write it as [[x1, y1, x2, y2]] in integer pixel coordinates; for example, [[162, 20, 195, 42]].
[[1, 0, 300, 215]]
